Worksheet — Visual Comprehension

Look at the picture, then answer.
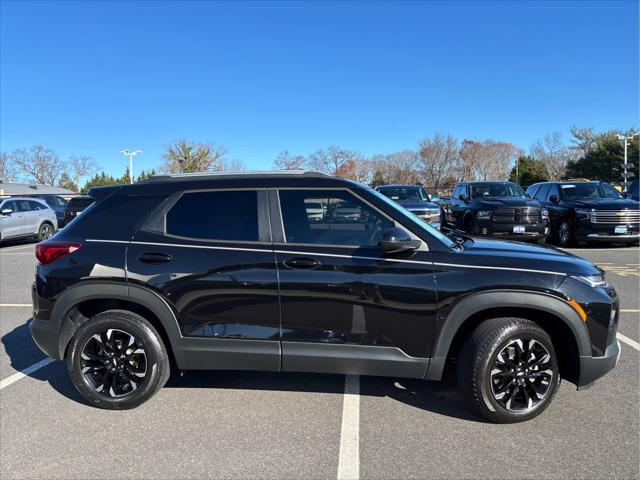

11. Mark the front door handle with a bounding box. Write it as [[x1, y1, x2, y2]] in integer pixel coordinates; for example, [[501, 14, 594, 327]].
[[283, 257, 321, 269], [139, 252, 172, 264]]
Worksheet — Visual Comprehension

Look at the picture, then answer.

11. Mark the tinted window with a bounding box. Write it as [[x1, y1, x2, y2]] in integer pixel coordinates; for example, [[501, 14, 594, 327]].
[[547, 184, 560, 201], [535, 184, 550, 200], [469, 183, 527, 198], [378, 186, 430, 202], [41, 196, 67, 208], [560, 183, 624, 200], [166, 190, 259, 241], [279, 190, 393, 247], [15, 200, 33, 212], [526, 185, 539, 197], [2, 200, 17, 212], [29, 201, 47, 210]]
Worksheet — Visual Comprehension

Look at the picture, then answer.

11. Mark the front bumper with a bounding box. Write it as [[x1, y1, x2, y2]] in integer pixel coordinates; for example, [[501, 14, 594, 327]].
[[475, 218, 549, 241], [576, 220, 640, 243], [578, 338, 621, 389]]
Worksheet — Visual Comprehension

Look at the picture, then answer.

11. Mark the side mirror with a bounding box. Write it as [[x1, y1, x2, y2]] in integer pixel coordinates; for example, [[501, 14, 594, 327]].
[[1, 208, 13, 216], [379, 227, 421, 254], [549, 195, 558, 204]]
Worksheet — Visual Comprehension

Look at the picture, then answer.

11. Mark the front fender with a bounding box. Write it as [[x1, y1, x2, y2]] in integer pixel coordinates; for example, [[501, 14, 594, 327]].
[[424, 290, 591, 380]]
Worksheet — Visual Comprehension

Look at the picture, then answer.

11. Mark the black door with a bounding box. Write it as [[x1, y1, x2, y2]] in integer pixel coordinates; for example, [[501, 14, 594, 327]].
[[127, 189, 280, 371], [272, 188, 437, 379]]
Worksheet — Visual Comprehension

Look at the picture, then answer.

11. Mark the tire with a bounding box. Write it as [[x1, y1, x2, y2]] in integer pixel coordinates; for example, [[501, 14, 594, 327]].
[[457, 317, 560, 423], [557, 220, 574, 247], [464, 215, 479, 235], [67, 310, 170, 410], [37, 222, 54, 241]]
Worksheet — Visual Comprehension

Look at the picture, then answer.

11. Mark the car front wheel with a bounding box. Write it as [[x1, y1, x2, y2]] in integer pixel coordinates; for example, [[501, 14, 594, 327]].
[[37, 222, 54, 241], [558, 220, 574, 247], [457, 317, 560, 423], [67, 310, 170, 409]]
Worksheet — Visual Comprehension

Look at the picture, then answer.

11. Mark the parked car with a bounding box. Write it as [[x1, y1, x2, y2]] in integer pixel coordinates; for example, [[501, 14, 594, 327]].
[[0, 197, 57, 242], [30, 194, 68, 225], [526, 181, 640, 246], [441, 181, 549, 243], [30, 171, 620, 423], [60, 195, 94, 228], [376, 184, 441, 228], [626, 180, 639, 202]]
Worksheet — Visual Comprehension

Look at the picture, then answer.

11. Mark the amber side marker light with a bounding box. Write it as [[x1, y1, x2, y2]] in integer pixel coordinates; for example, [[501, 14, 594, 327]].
[[567, 299, 587, 322]]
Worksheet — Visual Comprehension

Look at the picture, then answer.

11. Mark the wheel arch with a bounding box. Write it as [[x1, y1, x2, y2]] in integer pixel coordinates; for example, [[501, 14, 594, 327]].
[[425, 290, 590, 384], [51, 281, 182, 365]]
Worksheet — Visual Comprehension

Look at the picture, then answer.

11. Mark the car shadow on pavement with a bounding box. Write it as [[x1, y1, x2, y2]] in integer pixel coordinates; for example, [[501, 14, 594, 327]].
[[2, 322, 481, 421], [1, 322, 86, 403]]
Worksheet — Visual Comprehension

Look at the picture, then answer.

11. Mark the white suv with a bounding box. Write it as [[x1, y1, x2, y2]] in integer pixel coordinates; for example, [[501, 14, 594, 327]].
[[0, 197, 57, 243]]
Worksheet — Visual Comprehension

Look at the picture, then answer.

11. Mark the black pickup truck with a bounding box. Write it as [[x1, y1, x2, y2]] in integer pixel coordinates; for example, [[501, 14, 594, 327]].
[[441, 181, 549, 243]]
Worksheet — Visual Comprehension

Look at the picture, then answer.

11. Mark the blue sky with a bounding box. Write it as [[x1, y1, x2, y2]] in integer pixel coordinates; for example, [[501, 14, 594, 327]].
[[1, 0, 638, 179]]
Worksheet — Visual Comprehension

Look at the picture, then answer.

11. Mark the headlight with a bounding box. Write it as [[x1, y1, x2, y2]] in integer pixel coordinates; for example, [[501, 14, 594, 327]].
[[541, 208, 549, 219], [575, 208, 591, 219], [573, 274, 607, 288], [476, 210, 492, 219]]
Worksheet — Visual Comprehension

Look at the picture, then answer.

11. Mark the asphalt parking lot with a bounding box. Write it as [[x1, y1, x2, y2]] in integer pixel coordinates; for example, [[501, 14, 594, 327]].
[[1, 239, 638, 479]]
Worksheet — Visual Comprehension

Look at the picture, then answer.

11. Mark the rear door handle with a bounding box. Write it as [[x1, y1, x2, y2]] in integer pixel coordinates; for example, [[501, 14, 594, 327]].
[[139, 252, 172, 264], [283, 257, 321, 269]]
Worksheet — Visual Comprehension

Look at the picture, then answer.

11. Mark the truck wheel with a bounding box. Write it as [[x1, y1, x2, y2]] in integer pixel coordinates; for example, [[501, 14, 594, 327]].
[[457, 317, 560, 423], [67, 310, 170, 410], [558, 220, 574, 247], [464, 216, 479, 235]]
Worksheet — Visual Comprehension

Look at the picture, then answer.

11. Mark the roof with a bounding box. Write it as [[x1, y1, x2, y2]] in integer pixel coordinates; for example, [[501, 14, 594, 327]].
[[0, 183, 77, 196], [143, 170, 330, 183], [376, 184, 424, 189]]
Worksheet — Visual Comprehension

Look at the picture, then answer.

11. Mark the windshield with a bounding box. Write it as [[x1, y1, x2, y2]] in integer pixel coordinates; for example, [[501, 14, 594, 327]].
[[560, 183, 624, 200], [469, 183, 527, 199], [378, 186, 430, 202], [368, 187, 456, 248]]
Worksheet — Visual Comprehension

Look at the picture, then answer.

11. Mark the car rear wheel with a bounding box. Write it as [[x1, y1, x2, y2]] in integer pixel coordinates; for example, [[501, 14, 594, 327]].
[[67, 310, 170, 409], [457, 317, 560, 423], [37, 222, 54, 241]]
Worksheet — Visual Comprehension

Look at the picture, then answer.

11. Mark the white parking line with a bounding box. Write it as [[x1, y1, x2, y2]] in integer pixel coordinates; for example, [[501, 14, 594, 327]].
[[337, 374, 360, 480], [0, 304, 32, 307], [0, 252, 34, 255], [617, 333, 640, 351], [0, 358, 54, 390], [621, 309, 640, 313]]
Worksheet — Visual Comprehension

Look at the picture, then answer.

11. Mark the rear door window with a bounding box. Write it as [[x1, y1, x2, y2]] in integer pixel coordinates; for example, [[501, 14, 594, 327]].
[[166, 190, 259, 242]]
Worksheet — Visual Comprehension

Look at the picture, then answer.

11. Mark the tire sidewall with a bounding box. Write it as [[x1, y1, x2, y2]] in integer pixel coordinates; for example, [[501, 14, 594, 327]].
[[477, 324, 560, 422], [67, 312, 167, 409], [558, 220, 572, 247]]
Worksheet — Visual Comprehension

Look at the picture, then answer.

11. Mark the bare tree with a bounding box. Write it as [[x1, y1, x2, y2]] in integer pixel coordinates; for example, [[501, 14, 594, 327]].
[[11, 146, 65, 184], [369, 151, 420, 185], [0, 152, 18, 182], [418, 134, 458, 191], [307, 146, 363, 177], [163, 140, 226, 173], [458, 139, 522, 181], [530, 132, 572, 180], [68, 155, 99, 187], [274, 150, 306, 170], [458, 140, 483, 181], [223, 157, 247, 171]]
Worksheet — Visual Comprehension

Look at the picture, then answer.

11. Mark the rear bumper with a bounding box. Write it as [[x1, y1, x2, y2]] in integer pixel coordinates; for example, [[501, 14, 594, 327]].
[[577, 338, 621, 389], [29, 318, 62, 360]]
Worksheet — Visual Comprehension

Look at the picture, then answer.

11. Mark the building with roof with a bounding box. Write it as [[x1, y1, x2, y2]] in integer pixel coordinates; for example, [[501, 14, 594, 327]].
[[0, 182, 77, 199]]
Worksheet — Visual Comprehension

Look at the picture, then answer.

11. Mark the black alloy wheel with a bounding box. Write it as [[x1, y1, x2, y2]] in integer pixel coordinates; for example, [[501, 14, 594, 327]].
[[80, 328, 147, 397], [490, 338, 554, 411]]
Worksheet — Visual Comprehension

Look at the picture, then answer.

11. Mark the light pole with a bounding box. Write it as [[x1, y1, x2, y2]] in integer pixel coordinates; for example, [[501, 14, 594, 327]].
[[617, 133, 638, 192], [120, 149, 142, 184]]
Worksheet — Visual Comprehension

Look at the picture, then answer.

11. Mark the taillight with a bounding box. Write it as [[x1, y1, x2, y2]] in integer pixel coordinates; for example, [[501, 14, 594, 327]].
[[35, 241, 83, 265]]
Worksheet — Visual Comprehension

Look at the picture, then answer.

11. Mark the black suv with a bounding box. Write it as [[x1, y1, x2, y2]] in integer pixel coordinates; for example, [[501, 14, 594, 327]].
[[441, 181, 549, 243], [59, 195, 94, 228], [527, 181, 640, 246], [29, 172, 620, 423]]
